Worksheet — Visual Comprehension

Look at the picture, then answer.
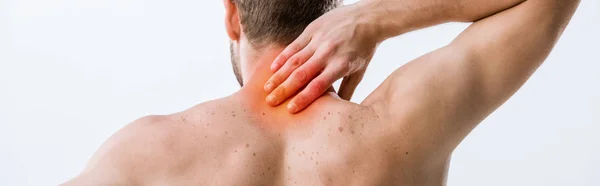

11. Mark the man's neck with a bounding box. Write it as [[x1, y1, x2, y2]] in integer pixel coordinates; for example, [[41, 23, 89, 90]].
[[236, 47, 338, 113], [239, 49, 282, 96]]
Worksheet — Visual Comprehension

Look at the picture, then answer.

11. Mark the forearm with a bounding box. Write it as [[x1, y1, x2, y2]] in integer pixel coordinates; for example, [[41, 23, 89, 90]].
[[355, 0, 525, 41]]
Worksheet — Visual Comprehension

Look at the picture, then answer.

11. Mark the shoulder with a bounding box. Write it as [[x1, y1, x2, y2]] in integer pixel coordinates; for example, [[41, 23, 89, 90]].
[[102, 97, 235, 159], [69, 115, 174, 185], [73, 98, 235, 184], [82, 112, 211, 183], [126, 114, 173, 133], [112, 115, 176, 147], [88, 115, 175, 166]]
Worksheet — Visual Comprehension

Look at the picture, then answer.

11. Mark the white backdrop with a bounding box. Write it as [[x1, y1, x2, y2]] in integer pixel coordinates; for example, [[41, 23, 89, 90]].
[[0, 0, 598, 185]]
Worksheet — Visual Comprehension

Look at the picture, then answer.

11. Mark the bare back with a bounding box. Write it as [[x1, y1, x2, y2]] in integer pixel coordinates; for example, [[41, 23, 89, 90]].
[[64, 90, 448, 186]]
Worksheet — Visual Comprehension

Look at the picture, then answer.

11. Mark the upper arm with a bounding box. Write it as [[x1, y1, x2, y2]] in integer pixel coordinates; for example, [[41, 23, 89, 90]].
[[363, 47, 484, 154], [364, 0, 580, 153]]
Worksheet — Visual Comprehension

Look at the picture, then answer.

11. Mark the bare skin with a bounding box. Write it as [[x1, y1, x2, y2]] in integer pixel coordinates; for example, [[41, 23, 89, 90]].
[[64, 58, 442, 186], [63, 0, 580, 185]]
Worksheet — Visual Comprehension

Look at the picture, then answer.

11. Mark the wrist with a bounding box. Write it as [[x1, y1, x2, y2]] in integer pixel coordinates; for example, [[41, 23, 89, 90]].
[[352, 0, 396, 43], [356, 0, 457, 41], [354, 0, 410, 42]]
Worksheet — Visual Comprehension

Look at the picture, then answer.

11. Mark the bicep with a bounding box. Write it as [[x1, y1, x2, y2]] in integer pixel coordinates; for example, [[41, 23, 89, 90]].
[[364, 46, 487, 153]]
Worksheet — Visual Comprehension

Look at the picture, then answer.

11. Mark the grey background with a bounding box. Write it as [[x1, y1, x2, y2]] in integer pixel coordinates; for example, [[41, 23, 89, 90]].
[[0, 0, 598, 185]]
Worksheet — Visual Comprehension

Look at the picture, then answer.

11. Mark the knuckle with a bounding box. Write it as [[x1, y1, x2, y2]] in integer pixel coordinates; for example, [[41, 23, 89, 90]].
[[274, 57, 286, 66], [322, 41, 337, 51], [269, 74, 281, 84], [289, 56, 303, 67], [273, 87, 287, 99], [289, 43, 302, 52], [310, 80, 327, 92], [337, 62, 350, 73], [292, 69, 308, 82], [279, 51, 293, 60]]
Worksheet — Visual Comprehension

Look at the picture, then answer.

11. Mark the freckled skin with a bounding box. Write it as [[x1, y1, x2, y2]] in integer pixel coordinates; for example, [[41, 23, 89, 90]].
[[62, 88, 449, 186]]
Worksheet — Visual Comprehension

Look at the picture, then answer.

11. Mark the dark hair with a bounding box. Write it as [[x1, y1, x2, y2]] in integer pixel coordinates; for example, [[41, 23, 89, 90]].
[[233, 0, 341, 47]]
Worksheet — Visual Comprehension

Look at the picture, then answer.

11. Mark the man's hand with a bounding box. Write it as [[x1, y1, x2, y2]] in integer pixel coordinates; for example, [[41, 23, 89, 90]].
[[263, 3, 380, 113]]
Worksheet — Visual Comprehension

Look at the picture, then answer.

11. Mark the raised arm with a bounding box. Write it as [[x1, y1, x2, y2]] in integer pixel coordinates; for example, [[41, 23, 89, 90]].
[[366, 0, 580, 152], [263, 0, 526, 113], [362, 0, 527, 41]]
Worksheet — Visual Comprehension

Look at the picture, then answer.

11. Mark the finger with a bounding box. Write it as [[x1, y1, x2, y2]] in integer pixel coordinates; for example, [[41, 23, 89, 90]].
[[271, 34, 312, 72], [264, 46, 316, 93], [287, 65, 343, 113], [266, 48, 331, 107], [338, 69, 366, 101], [265, 58, 325, 107]]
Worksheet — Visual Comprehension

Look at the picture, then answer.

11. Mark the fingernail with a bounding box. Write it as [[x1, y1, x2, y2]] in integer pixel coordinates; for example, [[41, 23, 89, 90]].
[[265, 82, 274, 92], [288, 103, 298, 113], [266, 95, 277, 105]]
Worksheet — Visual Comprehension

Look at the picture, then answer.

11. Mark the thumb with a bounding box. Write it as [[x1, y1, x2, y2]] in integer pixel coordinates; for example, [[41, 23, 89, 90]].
[[338, 69, 366, 101]]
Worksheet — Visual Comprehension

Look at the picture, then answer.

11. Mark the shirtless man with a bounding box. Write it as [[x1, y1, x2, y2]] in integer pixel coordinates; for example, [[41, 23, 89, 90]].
[[63, 0, 579, 185]]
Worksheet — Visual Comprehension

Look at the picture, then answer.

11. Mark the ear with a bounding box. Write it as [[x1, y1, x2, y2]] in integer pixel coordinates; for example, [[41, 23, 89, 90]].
[[223, 0, 241, 41]]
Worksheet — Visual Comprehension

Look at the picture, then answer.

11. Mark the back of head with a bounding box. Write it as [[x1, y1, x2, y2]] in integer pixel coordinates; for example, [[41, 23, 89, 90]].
[[234, 0, 341, 48]]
